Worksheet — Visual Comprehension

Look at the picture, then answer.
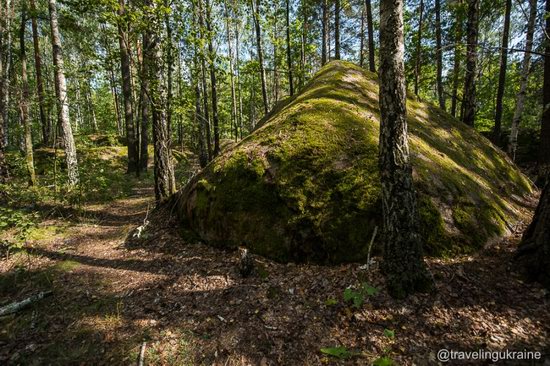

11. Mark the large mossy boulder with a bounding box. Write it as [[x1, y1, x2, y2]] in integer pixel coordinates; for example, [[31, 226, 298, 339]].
[[174, 61, 533, 263]]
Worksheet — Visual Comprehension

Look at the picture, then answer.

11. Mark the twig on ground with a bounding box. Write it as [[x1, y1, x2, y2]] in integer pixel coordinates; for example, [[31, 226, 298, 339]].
[[138, 341, 146, 366], [0, 291, 53, 317]]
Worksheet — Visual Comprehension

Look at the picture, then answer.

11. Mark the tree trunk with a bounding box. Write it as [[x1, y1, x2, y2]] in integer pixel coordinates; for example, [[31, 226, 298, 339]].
[[100, 24, 123, 136], [299, 0, 307, 88], [225, 0, 238, 141], [205, 0, 220, 156], [139, 32, 150, 171], [117, 0, 138, 174], [273, 7, 279, 104], [321, 0, 328, 65], [508, 0, 536, 160], [286, 0, 294, 96], [29, 0, 49, 145], [165, 10, 173, 148], [198, 0, 212, 160], [334, 0, 341, 60], [435, 0, 445, 110], [146, 6, 175, 203], [252, 0, 268, 115], [413, 0, 423, 97], [48, 0, 79, 186], [450, 4, 462, 118], [461, 0, 479, 126], [492, 0, 511, 143], [19, 9, 36, 186], [193, 1, 208, 167], [234, 0, 243, 139], [539, 0, 550, 174], [379, 0, 432, 299], [0, 0, 14, 183], [360, 3, 365, 67], [365, 0, 375, 72], [516, 174, 550, 289]]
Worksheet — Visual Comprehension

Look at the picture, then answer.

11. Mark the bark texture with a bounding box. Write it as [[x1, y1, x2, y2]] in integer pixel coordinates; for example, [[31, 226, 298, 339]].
[[378, 0, 432, 298], [20, 9, 36, 186], [492, 0, 511, 143], [48, 0, 79, 186], [508, 0, 536, 160], [286, 0, 294, 96], [516, 175, 550, 289], [365, 0, 375, 72], [252, 0, 268, 115], [435, 0, 445, 110], [321, 0, 328, 65], [462, 0, 479, 126], [334, 0, 340, 60], [30, 0, 49, 144], [117, 0, 138, 174], [146, 5, 176, 203], [0, 0, 11, 183], [540, 0, 550, 174]]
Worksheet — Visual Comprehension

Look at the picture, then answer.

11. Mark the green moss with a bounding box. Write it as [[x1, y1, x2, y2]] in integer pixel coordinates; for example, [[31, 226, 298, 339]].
[[175, 61, 533, 263]]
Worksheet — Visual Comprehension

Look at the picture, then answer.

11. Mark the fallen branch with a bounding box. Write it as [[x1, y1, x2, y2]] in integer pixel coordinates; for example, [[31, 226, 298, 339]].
[[137, 341, 147, 366], [0, 291, 53, 317]]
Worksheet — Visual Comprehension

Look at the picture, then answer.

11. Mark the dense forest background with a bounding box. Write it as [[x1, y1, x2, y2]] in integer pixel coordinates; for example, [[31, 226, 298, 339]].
[[0, 0, 548, 189]]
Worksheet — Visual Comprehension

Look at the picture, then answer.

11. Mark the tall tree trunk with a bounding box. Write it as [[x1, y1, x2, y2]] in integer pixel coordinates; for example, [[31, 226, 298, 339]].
[[516, 174, 550, 289], [205, 0, 220, 156], [435, 0, 445, 110], [413, 0, 424, 97], [299, 0, 307, 88], [321, 0, 328, 65], [360, 3, 365, 67], [30, 0, 49, 145], [379, 0, 432, 299], [146, 7, 175, 203], [539, 0, 550, 175], [193, 1, 208, 167], [508, 0, 536, 160], [334, 0, 340, 60], [20, 8, 36, 186], [165, 10, 173, 147], [365, 0, 376, 72], [251, 0, 268, 115], [225, 0, 238, 141], [48, 0, 79, 186], [139, 32, 150, 171], [117, 0, 138, 174], [101, 24, 123, 136], [235, 0, 244, 138], [198, 0, 212, 159], [0, 0, 13, 182], [462, 0, 479, 126], [451, 4, 463, 118], [273, 6, 279, 104], [286, 0, 294, 96], [492, 0, 512, 143]]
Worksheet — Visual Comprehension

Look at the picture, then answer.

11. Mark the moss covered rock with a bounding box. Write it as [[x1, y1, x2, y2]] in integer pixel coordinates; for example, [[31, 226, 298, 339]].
[[174, 61, 533, 263]]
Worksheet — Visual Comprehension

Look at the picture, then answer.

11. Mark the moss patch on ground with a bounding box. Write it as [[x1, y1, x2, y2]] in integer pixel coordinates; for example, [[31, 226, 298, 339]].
[[175, 61, 533, 263]]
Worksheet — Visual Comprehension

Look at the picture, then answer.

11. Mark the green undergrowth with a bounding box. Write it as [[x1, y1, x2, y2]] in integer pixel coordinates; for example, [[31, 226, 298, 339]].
[[176, 61, 532, 263]]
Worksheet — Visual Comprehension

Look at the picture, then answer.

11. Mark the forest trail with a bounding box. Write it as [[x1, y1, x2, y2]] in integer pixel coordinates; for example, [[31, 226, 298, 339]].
[[1, 183, 549, 365]]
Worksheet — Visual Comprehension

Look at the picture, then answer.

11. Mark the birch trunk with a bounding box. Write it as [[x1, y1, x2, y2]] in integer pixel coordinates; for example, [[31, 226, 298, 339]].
[[508, 0, 536, 160], [48, 0, 79, 186], [379, 0, 432, 298]]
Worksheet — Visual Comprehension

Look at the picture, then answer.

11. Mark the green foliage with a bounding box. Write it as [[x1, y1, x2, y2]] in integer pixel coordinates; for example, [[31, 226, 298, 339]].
[[0, 206, 39, 246], [320, 346, 357, 360], [343, 282, 378, 308], [373, 356, 394, 366], [383, 329, 395, 339]]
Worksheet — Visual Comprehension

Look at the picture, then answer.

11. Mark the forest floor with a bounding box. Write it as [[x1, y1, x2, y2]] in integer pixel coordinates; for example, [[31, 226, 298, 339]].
[[1, 167, 549, 365]]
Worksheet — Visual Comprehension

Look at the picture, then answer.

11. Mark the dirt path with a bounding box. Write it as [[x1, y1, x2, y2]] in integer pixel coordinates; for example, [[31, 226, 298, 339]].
[[1, 186, 549, 365]]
